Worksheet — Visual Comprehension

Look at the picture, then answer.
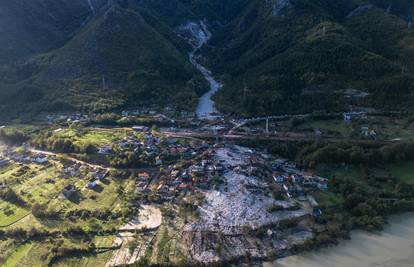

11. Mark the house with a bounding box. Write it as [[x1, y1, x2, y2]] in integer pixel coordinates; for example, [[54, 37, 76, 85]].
[[0, 159, 10, 167], [343, 113, 352, 122], [370, 130, 377, 139], [291, 175, 303, 184], [181, 171, 190, 181], [86, 179, 98, 189], [119, 140, 130, 149], [190, 165, 205, 176], [98, 145, 112, 154], [34, 155, 48, 164], [138, 172, 150, 180], [171, 170, 180, 178], [157, 184, 169, 194], [343, 112, 367, 122], [136, 184, 150, 194], [317, 182, 328, 190], [178, 183, 191, 192], [273, 175, 285, 183], [312, 208, 323, 217], [96, 170, 109, 180], [45, 178, 55, 184], [361, 126, 369, 137], [62, 185, 77, 199], [314, 129, 323, 136], [283, 184, 304, 197], [155, 156, 163, 165]]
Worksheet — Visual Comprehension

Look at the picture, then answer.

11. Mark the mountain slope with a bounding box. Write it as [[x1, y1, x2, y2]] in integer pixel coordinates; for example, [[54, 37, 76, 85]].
[[0, 0, 100, 64], [0, 0, 209, 117], [206, 0, 414, 116], [0, 0, 413, 118]]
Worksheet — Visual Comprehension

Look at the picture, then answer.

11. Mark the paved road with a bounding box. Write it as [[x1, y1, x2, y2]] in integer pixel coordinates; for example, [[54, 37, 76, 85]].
[[162, 131, 394, 145]]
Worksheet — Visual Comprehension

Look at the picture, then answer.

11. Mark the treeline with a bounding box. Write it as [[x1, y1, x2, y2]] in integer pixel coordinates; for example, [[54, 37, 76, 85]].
[[297, 142, 414, 168], [88, 113, 174, 128], [0, 128, 29, 145], [31, 130, 87, 154], [209, 2, 414, 116], [242, 139, 414, 168], [329, 172, 414, 231], [0, 187, 28, 207]]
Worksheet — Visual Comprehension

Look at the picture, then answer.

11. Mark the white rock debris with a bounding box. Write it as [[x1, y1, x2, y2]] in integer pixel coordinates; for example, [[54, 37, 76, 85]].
[[186, 146, 308, 233], [346, 4, 376, 19], [182, 146, 313, 263], [267, 0, 292, 17], [176, 21, 211, 49], [87, 0, 96, 13]]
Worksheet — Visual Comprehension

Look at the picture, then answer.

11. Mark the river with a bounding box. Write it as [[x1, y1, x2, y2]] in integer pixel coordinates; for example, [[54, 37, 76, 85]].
[[264, 213, 414, 267], [190, 50, 222, 119], [177, 20, 222, 119]]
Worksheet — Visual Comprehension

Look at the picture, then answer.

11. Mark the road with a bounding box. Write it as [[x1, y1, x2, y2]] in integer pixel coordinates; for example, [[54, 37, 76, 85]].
[[29, 148, 109, 170], [162, 131, 393, 145]]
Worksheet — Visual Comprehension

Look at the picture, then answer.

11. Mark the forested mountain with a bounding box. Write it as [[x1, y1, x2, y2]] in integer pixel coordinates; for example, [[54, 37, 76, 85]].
[[207, 0, 414, 116], [0, 0, 413, 118]]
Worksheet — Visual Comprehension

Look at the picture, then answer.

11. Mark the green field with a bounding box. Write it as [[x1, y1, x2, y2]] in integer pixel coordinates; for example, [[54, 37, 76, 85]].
[[0, 202, 29, 227], [53, 128, 128, 148], [297, 119, 353, 137], [2, 243, 33, 267]]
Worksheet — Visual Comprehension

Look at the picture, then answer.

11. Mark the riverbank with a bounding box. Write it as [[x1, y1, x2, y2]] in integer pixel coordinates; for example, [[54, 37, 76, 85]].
[[265, 212, 414, 267]]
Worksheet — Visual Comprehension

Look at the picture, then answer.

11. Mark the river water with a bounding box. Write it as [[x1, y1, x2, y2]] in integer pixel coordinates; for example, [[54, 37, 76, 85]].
[[190, 51, 222, 119], [265, 213, 414, 267], [177, 20, 221, 119]]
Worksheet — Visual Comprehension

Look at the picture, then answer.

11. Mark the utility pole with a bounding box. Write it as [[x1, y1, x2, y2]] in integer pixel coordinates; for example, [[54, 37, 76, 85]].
[[386, 4, 392, 14], [266, 118, 269, 135], [243, 87, 249, 101], [102, 75, 106, 90], [402, 64, 407, 75]]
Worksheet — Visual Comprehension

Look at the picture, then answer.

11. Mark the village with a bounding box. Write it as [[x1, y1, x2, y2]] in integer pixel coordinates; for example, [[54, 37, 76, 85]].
[[35, 106, 412, 144], [0, 107, 413, 266], [0, 118, 334, 266]]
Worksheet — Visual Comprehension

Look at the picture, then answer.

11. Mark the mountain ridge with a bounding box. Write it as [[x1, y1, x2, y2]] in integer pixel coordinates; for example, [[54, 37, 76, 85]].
[[0, 0, 413, 118]]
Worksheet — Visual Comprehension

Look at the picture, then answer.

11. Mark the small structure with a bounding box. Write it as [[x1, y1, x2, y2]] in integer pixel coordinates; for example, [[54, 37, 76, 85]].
[[132, 126, 149, 132], [62, 185, 77, 199], [98, 145, 112, 154], [138, 172, 150, 180], [273, 175, 285, 183], [86, 179, 99, 189], [361, 126, 369, 137], [343, 112, 367, 123], [0, 159, 10, 167], [155, 156, 163, 165], [312, 208, 323, 217], [34, 155, 48, 164]]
